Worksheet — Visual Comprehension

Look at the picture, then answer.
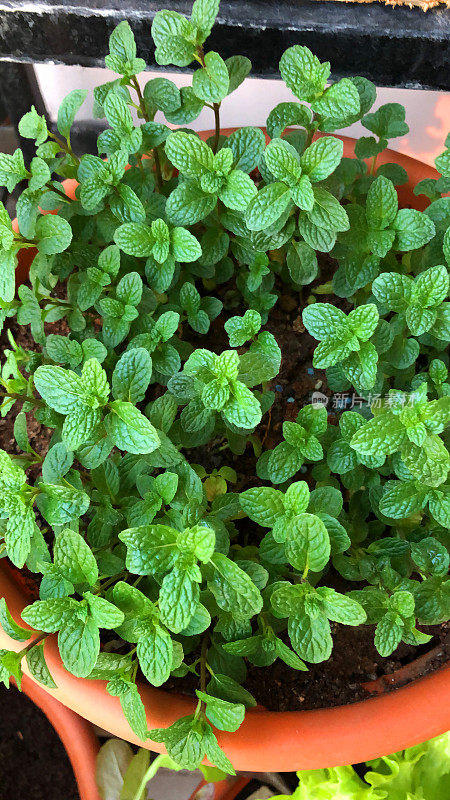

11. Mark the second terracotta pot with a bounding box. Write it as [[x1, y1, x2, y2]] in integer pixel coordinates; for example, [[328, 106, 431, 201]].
[[18, 673, 100, 800]]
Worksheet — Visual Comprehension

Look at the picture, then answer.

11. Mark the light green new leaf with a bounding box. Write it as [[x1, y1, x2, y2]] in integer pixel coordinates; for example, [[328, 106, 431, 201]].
[[112, 348, 152, 404], [301, 136, 343, 182], [209, 553, 263, 619], [54, 528, 98, 586], [57, 89, 88, 140], [137, 625, 173, 686], [105, 402, 160, 455], [192, 52, 229, 103], [26, 643, 57, 688], [0, 598, 30, 642], [279, 45, 330, 103], [58, 616, 100, 678], [159, 565, 200, 633], [245, 182, 291, 231]]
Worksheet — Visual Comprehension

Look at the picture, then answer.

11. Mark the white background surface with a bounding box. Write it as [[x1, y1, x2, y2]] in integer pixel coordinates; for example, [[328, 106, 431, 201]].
[[35, 64, 450, 167]]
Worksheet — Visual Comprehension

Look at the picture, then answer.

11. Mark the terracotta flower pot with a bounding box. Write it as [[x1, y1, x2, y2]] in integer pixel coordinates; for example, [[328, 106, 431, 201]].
[[189, 776, 250, 799], [2, 132, 449, 773], [19, 672, 101, 800]]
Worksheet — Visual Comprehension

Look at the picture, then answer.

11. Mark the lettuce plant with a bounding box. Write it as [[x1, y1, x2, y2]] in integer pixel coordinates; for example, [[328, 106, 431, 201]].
[[268, 731, 450, 799], [0, 0, 449, 775]]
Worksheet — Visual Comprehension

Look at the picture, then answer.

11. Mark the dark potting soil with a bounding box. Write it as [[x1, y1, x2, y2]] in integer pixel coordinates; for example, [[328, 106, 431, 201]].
[[0, 684, 79, 800], [163, 618, 450, 712], [2, 260, 450, 714], [244, 620, 450, 712]]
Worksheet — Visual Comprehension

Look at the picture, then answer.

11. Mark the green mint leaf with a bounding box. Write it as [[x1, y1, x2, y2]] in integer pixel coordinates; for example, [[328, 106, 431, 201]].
[[18, 106, 48, 145], [435, 148, 450, 177], [219, 169, 257, 211], [196, 691, 245, 732], [285, 513, 331, 573], [366, 175, 398, 230], [37, 484, 90, 527], [411, 537, 449, 577], [58, 616, 100, 678], [240, 486, 285, 526], [208, 553, 263, 619], [289, 613, 332, 664], [21, 597, 78, 633], [245, 182, 292, 231], [108, 677, 148, 741], [274, 638, 308, 671], [225, 55, 252, 94], [191, 0, 220, 41], [165, 130, 214, 176], [35, 214, 72, 255], [362, 102, 409, 141], [279, 45, 330, 103], [1, 650, 23, 689], [0, 149, 28, 192], [286, 240, 318, 285], [137, 624, 174, 686], [202, 724, 235, 774], [159, 564, 200, 633], [119, 524, 178, 577], [317, 588, 366, 625], [105, 402, 160, 455], [105, 21, 146, 75], [149, 715, 205, 770], [264, 138, 301, 185], [266, 101, 312, 140], [26, 643, 57, 688], [207, 673, 256, 708], [112, 348, 152, 404], [313, 78, 360, 127], [57, 89, 88, 140], [392, 209, 435, 251], [0, 597, 30, 642], [374, 612, 403, 657], [301, 136, 343, 182], [192, 51, 229, 103], [224, 310, 262, 347], [54, 528, 98, 586], [84, 593, 124, 629], [166, 181, 216, 225], [164, 87, 204, 125]]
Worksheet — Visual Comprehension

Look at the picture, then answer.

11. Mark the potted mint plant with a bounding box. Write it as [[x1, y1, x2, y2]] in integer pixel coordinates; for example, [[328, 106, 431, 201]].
[[0, 0, 449, 777]]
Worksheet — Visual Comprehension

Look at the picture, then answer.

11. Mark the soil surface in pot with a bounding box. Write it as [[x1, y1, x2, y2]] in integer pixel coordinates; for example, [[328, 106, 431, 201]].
[[2, 254, 449, 714], [0, 684, 79, 800]]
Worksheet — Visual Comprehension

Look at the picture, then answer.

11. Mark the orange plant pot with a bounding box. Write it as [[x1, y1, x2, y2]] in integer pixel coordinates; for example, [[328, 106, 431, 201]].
[[189, 777, 250, 799], [18, 673, 101, 800], [2, 132, 449, 774]]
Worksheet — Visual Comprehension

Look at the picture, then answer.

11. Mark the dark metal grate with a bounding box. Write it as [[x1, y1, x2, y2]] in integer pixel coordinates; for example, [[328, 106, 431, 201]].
[[0, 0, 448, 89]]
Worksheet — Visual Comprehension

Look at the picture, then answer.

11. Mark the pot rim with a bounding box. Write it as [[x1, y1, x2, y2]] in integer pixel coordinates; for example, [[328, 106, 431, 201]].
[[3, 132, 449, 773]]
